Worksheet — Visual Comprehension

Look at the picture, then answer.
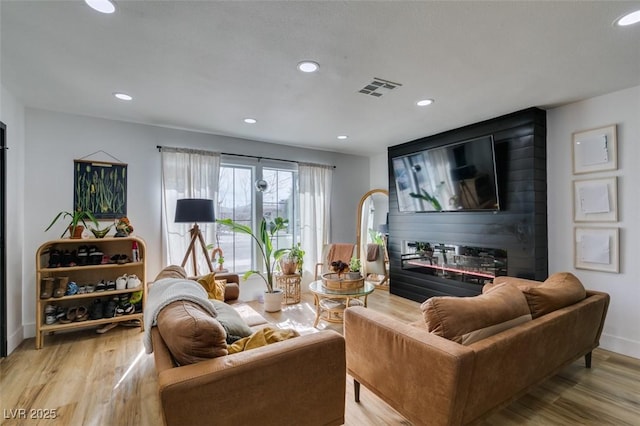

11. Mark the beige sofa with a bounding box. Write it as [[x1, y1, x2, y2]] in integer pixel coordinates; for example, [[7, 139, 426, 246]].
[[344, 273, 609, 426], [148, 266, 346, 426]]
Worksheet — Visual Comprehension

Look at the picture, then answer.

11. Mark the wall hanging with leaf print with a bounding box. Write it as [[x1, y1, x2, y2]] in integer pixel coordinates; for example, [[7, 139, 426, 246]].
[[73, 159, 127, 219]]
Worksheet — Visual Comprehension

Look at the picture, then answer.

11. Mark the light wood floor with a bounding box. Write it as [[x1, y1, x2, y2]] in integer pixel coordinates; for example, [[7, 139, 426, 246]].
[[2, 290, 639, 425]]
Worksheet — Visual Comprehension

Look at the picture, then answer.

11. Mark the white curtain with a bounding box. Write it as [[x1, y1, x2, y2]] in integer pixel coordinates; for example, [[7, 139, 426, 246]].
[[161, 147, 220, 276], [299, 163, 333, 282]]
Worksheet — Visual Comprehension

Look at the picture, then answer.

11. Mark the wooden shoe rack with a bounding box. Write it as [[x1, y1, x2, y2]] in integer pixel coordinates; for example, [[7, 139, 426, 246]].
[[35, 236, 147, 349]]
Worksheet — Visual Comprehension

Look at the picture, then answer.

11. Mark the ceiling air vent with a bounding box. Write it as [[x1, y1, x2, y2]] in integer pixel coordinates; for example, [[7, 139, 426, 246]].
[[358, 77, 402, 97]]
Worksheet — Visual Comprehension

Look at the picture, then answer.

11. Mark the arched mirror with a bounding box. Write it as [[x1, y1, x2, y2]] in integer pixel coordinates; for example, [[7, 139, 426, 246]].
[[356, 189, 389, 286]]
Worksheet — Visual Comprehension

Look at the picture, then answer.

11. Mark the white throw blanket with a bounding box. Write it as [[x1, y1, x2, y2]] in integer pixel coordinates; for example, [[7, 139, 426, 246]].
[[143, 277, 218, 353]]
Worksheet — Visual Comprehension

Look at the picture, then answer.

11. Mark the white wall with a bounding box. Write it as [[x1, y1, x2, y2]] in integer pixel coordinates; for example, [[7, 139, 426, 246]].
[[369, 152, 389, 191], [1, 84, 26, 354], [547, 85, 640, 359], [21, 108, 369, 339]]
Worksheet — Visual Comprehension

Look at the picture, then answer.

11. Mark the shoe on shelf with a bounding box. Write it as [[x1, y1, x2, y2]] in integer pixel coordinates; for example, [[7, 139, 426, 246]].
[[65, 281, 78, 296], [115, 275, 127, 290], [127, 275, 141, 289], [89, 299, 104, 320], [86, 284, 96, 293], [48, 249, 61, 268], [95, 280, 107, 292], [40, 277, 55, 299], [53, 276, 69, 298], [59, 306, 77, 324], [45, 313, 57, 325], [77, 245, 89, 266], [75, 306, 89, 321], [104, 298, 118, 318], [106, 280, 116, 291], [44, 304, 56, 314], [77, 285, 86, 294]]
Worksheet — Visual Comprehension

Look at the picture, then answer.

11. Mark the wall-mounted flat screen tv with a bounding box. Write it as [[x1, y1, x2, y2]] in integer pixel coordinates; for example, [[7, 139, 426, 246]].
[[392, 135, 500, 212]]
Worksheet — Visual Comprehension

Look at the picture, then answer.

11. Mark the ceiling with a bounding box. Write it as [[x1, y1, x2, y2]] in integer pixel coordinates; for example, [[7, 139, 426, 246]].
[[2, 1, 639, 156]]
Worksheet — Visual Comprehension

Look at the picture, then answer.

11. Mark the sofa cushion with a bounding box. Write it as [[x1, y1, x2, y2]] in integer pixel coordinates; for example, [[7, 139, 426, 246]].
[[211, 299, 253, 342], [421, 284, 532, 345], [523, 272, 586, 318], [482, 276, 542, 294], [157, 300, 228, 365]]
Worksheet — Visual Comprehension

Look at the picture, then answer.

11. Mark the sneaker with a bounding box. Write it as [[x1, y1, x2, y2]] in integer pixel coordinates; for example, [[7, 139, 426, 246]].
[[45, 313, 57, 325], [95, 280, 107, 292], [44, 304, 56, 314], [65, 281, 78, 296], [77, 245, 89, 266], [86, 284, 96, 293], [77, 285, 86, 294], [106, 280, 116, 291]]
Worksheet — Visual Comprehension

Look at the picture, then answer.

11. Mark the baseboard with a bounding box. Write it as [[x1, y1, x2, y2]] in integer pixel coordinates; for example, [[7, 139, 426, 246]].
[[600, 332, 640, 360], [7, 325, 24, 355]]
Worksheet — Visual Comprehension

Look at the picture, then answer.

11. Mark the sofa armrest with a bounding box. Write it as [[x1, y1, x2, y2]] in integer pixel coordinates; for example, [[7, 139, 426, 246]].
[[158, 330, 345, 426], [344, 306, 475, 426]]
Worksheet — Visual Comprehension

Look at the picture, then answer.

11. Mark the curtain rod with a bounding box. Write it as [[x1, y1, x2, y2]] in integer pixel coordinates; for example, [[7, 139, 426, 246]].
[[156, 145, 335, 169]]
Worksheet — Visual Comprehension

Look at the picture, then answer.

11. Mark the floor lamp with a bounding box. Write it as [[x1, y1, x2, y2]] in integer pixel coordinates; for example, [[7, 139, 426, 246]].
[[175, 198, 215, 275]]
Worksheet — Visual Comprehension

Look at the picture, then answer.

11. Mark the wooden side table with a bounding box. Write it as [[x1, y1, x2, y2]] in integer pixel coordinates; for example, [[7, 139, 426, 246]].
[[275, 273, 301, 304]]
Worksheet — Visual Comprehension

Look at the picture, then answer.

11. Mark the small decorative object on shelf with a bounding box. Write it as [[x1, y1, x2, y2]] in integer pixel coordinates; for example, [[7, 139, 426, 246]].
[[89, 224, 113, 238], [115, 217, 134, 237]]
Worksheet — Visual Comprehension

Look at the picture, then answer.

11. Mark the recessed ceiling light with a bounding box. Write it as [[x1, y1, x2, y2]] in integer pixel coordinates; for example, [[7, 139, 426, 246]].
[[615, 10, 640, 26], [244, 118, 257, 124], [113, 92, 132, 101], [416, 99, 434, 107], [337, 135, 348, 140], [85, 0, 116, 14], [297, 61, 320, 73]]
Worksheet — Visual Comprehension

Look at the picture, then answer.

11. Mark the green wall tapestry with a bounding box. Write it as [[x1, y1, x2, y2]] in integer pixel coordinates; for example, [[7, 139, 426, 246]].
[[74, 160, 127, 219]]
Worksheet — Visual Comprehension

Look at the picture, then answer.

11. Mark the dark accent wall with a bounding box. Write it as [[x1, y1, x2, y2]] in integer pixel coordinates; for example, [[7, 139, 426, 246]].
[[388, 108, 547, 302]]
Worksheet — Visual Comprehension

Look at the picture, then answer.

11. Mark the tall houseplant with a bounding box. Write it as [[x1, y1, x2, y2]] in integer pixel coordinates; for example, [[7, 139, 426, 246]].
[[217, 216, 289, 294], [46, 209, 99, 239]]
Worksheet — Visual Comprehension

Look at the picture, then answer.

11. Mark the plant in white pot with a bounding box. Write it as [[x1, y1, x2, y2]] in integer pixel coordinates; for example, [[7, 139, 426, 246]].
[[217, 216, 289, 312]]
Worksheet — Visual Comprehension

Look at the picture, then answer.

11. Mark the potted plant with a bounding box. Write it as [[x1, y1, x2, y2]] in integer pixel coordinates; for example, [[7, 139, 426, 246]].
[[45, 209, 99, 239], [217, 216, 289, 312], [348, 257, 362, 279], [280, 243, 305, 275]]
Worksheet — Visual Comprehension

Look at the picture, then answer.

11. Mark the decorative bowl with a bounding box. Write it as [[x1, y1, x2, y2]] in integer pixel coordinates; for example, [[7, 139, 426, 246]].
[[90, 225, 112, 238]]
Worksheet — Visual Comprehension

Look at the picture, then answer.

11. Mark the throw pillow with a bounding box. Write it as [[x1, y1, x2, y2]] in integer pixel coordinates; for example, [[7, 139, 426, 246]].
[[196, 273, 226, 301], [482, 276, 543, 294], [210, 299, 253, 343], [157, 300, 227, 365], [228, 327, 300, 354], [421, 284, 532, 345], [523, 272, 586, 318]]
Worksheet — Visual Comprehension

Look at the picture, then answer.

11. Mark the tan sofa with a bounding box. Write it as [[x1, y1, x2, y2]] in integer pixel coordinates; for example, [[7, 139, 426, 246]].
[[344, 273, 609, 426], [148, 266, 346, 426]]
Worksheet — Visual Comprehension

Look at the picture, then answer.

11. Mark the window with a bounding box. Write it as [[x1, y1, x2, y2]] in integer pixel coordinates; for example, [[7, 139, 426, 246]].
[[217, 157, 298, 273]]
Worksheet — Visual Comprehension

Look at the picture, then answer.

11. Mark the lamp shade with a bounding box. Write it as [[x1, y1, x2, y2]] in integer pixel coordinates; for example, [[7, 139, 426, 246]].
[[175, 199, 215, 223]]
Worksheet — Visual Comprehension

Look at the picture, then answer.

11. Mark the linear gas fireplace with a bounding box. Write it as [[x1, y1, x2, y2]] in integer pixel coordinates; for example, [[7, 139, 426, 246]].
[[401, 241, 507, 286]]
